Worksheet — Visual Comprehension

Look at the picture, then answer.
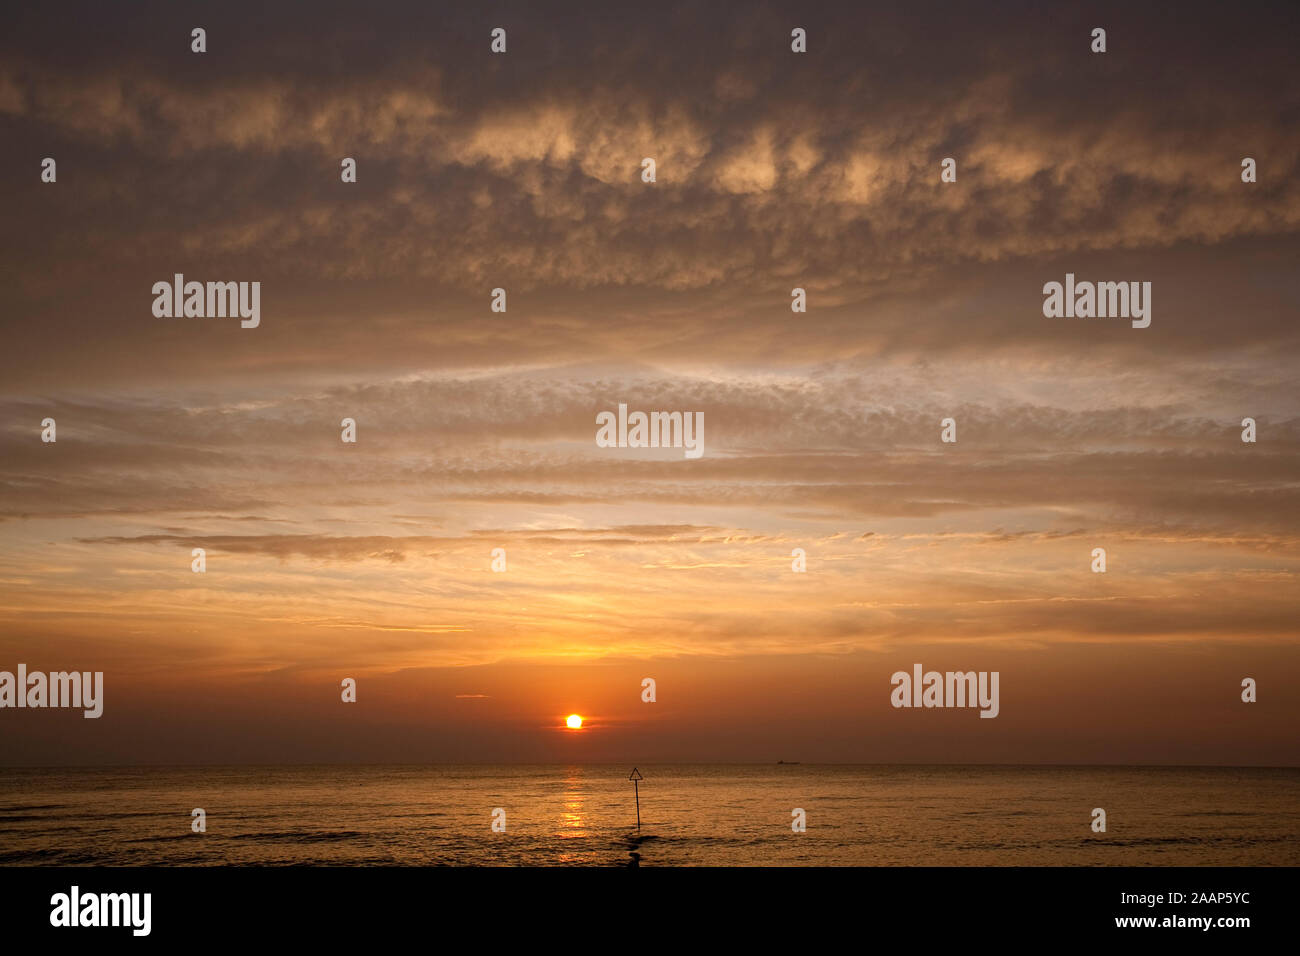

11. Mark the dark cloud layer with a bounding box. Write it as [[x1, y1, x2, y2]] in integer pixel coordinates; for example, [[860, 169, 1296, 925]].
[[2, 1, 1299, 388]]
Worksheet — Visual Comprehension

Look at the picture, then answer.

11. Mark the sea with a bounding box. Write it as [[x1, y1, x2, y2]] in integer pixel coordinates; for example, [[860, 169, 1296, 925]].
[[1, 764, 1296, 866]]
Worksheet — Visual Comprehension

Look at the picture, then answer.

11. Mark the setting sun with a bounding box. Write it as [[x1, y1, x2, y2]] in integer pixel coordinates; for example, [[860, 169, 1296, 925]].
[[565, 714, 583, 729]]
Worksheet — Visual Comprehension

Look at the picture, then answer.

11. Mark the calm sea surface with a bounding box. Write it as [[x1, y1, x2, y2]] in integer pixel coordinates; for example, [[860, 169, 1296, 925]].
[[1, 765, 1296, 866]]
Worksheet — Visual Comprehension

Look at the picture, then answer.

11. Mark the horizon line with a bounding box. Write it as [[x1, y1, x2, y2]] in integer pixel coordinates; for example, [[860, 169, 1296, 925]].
[[4, 760, 1297, 771]]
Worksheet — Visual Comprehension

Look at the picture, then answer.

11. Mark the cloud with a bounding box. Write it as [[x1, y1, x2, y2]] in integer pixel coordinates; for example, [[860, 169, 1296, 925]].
[[0, 1, 1298, 764]]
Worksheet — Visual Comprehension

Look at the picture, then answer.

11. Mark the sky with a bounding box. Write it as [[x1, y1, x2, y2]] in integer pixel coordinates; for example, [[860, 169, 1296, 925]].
[[1, 0, 1297, 765]]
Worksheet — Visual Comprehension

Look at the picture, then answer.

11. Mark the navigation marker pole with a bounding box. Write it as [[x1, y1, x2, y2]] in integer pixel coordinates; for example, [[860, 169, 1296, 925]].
[[629, 767, 643, 832]]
